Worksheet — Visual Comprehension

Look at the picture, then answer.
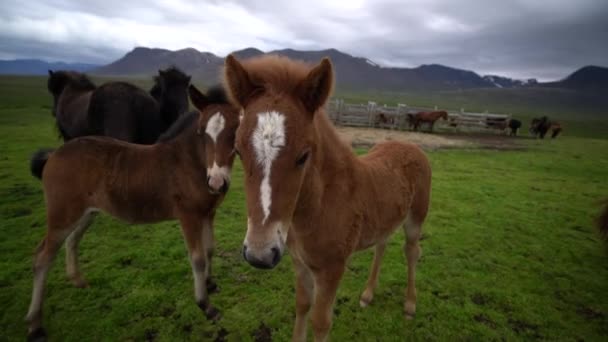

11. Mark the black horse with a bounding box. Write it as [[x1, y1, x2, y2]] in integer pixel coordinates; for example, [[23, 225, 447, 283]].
[[149, 66, 191, 130], [529, 116, 562, 139], [508, 119, 522, 136], [48, 67, 190, 144]]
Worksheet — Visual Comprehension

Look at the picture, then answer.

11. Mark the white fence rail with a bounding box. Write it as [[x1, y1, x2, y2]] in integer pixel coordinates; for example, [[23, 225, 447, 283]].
[[326, 99, 511, 133]]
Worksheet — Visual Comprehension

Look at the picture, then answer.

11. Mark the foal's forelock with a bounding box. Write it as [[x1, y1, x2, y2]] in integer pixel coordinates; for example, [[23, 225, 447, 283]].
[[251, 111, 286, 224]]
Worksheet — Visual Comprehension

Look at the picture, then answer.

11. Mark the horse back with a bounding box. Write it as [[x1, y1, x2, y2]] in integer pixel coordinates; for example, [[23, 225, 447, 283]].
[[354, 141, 431, 245], [88, 82, 161, 144], [42, 137, 177, 223]]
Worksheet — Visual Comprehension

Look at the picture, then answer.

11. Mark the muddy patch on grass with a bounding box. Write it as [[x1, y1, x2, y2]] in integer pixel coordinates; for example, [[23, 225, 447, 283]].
[[252, 323, 272, 342], [144, 328, 158, 341], [577, 306, 604, 320], [473, 314, 497, 329], [471, 293, 491, 306], [214, 327, 229, 342], [336, 127, 525, 151], [508, 318, 541, 338]]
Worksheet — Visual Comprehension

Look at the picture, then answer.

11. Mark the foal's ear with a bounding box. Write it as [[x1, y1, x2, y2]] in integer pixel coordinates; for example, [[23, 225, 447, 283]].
[[223, 54, 259, 108], [297, 58, 334, 115], [48, 70, 54, 76], [188, 85, 208, 111]]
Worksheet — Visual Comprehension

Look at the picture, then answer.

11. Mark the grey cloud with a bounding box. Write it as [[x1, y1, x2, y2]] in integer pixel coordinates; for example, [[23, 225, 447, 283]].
[[1, 0, 607, 80]]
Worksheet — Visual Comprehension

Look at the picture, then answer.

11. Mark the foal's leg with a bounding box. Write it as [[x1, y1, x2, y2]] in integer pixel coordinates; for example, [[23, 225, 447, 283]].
[[292, 257, 314, 342], [65, 210, 96, 288], [26, 208, 88, 339], [310, 263, 345, 342], [359, 239, 388, 307], [403, 218, 422, 319], [202, 214, 218, 294], [179, 214, 218, 320]]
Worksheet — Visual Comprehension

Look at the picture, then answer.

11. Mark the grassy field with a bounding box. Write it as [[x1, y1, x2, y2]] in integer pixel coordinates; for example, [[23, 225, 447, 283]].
[[1, 76, 607, 341]]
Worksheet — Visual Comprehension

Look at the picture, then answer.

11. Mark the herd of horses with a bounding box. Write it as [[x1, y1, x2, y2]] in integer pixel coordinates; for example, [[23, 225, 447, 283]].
[[25, 56, 432, 342], [23, 54, 577, 342], [375, 109, 563, 138]]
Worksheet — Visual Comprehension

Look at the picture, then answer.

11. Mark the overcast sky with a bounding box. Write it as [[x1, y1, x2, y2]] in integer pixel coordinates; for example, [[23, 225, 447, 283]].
[[1, 0, 607, 80]]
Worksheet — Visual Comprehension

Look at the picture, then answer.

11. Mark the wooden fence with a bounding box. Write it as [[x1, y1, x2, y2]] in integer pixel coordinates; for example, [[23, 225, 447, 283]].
[[326, 99, 511, 133]]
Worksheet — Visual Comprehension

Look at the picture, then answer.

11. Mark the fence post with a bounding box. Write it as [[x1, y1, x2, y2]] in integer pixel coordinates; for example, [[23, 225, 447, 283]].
[[367, 101, 376, 127]]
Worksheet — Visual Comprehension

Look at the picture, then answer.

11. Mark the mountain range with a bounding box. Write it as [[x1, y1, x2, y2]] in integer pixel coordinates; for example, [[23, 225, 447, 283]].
[[2, 47, 607, 91], [0, 59, 99, 75]]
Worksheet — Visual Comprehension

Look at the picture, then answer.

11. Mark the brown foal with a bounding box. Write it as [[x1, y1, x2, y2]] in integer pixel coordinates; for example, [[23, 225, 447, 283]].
[[25, 85, 239, 340], [223, 54, 432, 341]]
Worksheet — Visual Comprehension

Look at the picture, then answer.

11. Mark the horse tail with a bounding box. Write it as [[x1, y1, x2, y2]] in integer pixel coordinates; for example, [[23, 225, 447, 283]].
[[30, 148, 54, 180], [597, 201, 608, 240]]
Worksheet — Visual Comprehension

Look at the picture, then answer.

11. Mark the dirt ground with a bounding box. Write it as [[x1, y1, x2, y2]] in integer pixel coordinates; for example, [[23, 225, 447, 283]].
[[336, 126, 526, 151]]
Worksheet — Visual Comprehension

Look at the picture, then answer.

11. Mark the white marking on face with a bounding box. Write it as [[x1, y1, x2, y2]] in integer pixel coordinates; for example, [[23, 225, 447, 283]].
[[252, 111, 286, 224], [207, 162, 231, 190], [205, 112, 225, 143]]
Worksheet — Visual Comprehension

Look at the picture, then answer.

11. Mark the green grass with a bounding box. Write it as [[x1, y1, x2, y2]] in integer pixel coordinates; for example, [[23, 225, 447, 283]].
[[1, 76, 607, 341]]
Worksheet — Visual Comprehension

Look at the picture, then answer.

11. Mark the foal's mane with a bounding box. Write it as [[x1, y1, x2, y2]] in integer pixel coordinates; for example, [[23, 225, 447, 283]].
[[157, 85, 229, 142], [233, 55, 313, 95]]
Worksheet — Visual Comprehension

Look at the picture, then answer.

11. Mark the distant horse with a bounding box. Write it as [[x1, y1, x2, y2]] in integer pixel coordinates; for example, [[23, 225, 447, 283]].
[[508, 119, 522, 136], [374, 112, 395, 127], [223, 55, 432, 341], [410, 110, 448, 132], [149, 66, 191, 129], [530, 116, 562, 139], [25, 85, 240, 341]]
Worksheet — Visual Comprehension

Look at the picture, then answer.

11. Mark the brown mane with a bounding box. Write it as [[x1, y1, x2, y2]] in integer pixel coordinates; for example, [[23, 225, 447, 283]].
[[224, 55, 332, 106]]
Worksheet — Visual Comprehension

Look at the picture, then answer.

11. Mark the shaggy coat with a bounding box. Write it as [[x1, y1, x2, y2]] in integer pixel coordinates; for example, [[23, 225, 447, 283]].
[[25, 85, 239, 341], [223, 54, 432, 341]]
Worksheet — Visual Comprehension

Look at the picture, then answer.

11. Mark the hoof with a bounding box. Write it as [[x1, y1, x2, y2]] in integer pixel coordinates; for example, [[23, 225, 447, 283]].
[[27, 327, 47, 342], [359, 290, 373, 308], [205, 306, 221, 322], [206, 279, 219, 294], [405, 313, 415, 320], [69, 275, 89, 288]]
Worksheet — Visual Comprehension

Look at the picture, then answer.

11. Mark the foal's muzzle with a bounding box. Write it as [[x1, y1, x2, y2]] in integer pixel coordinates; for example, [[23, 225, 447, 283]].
[[242, 245, 282, 269], [207, 176, 229, 195]]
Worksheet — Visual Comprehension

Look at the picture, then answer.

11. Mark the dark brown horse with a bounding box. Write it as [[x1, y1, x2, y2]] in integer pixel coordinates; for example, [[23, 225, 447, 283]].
[[25, 85, 239, 341], [410, 110, 448, 132], [149, 66, 191, 129], [224, 55, 432, 341], [529, 116, 562, 139], [48, 68, 190, 144]]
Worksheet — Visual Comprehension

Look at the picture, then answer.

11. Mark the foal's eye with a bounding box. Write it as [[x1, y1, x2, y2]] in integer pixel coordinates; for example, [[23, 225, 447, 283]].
[[296, 150, 310, 167]]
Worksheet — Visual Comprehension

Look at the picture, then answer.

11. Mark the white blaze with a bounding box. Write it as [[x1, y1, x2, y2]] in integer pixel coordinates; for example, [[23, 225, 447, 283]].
[[205, 112, 225, 143], [252, 111, 286, 223]]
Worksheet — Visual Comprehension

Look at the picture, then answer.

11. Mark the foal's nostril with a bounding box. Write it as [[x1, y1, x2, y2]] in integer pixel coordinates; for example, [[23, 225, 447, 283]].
[[271, 247, 280, 266], [220, 180, 229, 194]]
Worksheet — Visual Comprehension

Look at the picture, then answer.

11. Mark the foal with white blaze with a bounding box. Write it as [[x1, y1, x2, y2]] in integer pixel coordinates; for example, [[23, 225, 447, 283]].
[[25, 85, 239, 341], [224, 54, 432, 341]]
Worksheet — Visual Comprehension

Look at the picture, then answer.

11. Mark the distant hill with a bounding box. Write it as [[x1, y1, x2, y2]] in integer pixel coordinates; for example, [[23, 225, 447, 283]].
[[0, 59, 99, 75], [89, 47, 607, 92], [543, 66, 608, 89], [94, 46, 509, 91]]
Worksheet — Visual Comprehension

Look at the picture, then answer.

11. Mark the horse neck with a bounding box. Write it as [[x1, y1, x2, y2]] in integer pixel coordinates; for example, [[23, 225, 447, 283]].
[[298, 112, 358, 208], [163, 126, 207, 168]]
